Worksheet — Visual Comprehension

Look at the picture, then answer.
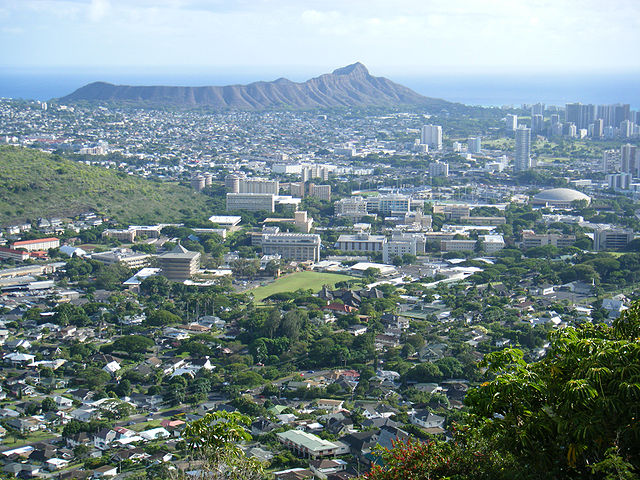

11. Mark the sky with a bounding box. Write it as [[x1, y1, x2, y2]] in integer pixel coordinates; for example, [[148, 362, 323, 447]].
[[1, 0, 639, 77]]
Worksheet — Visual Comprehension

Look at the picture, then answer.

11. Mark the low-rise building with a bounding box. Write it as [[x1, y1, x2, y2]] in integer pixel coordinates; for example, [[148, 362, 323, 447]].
[[335, 234, 386, 252], [276, 430, 339, 459], [11, 237, 59, 251], [262, 233, 321, 262]]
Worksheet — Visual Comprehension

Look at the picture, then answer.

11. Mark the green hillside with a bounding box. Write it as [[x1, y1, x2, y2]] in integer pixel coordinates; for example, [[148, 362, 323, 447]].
[[0, 146, 214, 225]]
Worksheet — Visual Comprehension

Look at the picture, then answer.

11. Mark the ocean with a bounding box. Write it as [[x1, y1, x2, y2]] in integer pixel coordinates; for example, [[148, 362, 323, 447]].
[[0, 69, 638, 109]]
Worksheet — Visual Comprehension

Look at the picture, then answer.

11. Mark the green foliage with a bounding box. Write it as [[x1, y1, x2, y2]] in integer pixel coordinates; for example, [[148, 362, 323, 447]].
[[0, 146, 214, 224]]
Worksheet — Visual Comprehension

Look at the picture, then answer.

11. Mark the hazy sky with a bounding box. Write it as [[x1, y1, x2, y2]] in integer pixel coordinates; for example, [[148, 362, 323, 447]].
[[1, 0, 639, 76]]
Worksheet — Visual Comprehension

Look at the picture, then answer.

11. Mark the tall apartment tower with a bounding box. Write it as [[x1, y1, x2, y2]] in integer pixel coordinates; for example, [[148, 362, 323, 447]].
[[565, 103, 596, 130], [514, 126, 531, 172], [467, 137, 482, 154], [592, 118, 604, 138], [532, 114, 544, 134], [621, 144, 639, 177], [420, 125, 443, 150], [505, 114, 518, 131]]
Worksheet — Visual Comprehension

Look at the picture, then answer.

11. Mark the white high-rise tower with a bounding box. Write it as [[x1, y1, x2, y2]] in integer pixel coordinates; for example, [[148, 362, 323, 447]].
[[514, 126, 531, 172], [420, 125, 442, 150]]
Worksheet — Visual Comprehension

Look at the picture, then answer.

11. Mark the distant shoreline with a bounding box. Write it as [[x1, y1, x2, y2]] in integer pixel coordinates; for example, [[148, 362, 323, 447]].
[[1, 71, 638, 109]]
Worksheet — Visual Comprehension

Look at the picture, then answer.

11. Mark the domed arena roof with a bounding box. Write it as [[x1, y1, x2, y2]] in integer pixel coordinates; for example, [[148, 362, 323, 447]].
[[532, 188, 591, 205]]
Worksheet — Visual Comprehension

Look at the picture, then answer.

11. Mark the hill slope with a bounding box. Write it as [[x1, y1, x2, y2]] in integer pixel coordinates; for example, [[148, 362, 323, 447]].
[[0, 146, 214, 225], [60, 62, 450, 109]]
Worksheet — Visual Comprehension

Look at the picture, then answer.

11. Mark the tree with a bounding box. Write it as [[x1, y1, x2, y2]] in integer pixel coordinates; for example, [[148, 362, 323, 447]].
[[178, 411, 264, 480], [465, 304, 640, 478], [41, 397, 57, 412]]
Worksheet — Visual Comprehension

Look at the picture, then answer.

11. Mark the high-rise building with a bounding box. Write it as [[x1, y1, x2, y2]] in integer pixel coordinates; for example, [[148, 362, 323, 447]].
[[420, 125, 443, 150], [566, 123, 577, 138], [597, 104, 630, 127], [532, 114, 544, 134], [602, 150, 621, 173], [191, 175, 205, 191], [224, 174, 243, 193], [505, 114, 518, 131], [565, 103, 596, 130], [607, 173, 632, 190], [514, 126, 531, 172], [592, 118, 604, 138], [467, 137, 482, 154], [619, 120, 633, 138], [550, 114, 560, 125], [530, 103, 545, 116], [429, 161, 449, 177], [621, 144, 639, 176]]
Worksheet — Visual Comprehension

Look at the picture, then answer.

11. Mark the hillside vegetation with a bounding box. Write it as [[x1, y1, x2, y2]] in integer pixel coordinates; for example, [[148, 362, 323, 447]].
[[0, 146, 213, 225]]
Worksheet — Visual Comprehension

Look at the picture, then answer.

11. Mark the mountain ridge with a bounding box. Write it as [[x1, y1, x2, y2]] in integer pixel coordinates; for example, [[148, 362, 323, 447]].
[[59, 62, 451, 110]]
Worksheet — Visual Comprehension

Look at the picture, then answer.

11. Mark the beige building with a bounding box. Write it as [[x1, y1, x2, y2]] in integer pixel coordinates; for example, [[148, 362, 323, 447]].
[[521, 230, 576, 249], [91, 249, 150, 268], [102, 229, 137, 242], [158, 244, 201, 281], [262, 233, 321, 262], [309, 184, 331, 201]]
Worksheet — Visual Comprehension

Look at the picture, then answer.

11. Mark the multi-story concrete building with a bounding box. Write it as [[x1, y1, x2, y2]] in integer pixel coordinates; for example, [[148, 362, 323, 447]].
[[238, 178, 280, 195], [91, 249, 150, 268], [262, 233, 321, 262], [566, 103, 596, 130], [11, 237, 60, 252], [429, 161, 449, 177], [531, 114, 544, 134], [102, 229, 137, 242], [420, 124, 442, 150], [383, 237, 418, 264], [0, 247, 30, 261], [514, 126, 531, 172], [594, 228, 634, 251], [521, 230, 576, 249], [467, 137, 482, 154], [505, 114, 518, 131], [607, 173, 632, 190], [224, 174, 244, 193], [602, 149, 621, 173], [191, 175, 205, 191], [334, 196, 368, 219], [367, 194, 411, 215], [308, 183, 331, 201], [478, 234, 506, 253], [432, 204, 470, 220], [621, 144, 639, 176], [158, 244, 201, 281], [335, 233, 386, 252], [441, 239, 476, 252], [226, 193, 275, 212]]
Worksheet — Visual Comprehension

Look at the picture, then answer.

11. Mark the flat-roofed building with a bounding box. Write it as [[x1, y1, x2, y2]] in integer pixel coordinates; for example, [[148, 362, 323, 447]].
[[11, 237, 60, 252], [226, 193, 275, 212], [208, 216, 242, 229], [521, 230, 576, 249], [594, 228, 634, 251], [335, 234, 386, 252], [478, 234, 506, 253], [367, 194, 411, 215], [383, 237, 418, 264], [276, 430, 339, 459], [460, 216, 506, 226], [433, 204, 470, 220], [102, 229, 137, 242], [309, 184, 331, 201], [334, 196, 368, 219], [238, 178, 280, 195], [91, 249, 150, 268], [262, 233, 321, 262], [158, 244, 201, 281], [441, 239, 476, 252]]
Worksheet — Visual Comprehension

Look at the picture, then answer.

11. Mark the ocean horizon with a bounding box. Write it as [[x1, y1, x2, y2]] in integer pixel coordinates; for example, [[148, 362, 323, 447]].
[[0, 70, 638, 109]]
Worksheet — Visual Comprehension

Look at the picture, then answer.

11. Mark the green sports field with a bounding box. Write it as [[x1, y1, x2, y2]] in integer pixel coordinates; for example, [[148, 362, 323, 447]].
[[249, 271, 358, 302]]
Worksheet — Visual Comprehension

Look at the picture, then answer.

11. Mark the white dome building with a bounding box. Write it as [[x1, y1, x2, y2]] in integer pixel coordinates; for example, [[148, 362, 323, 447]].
[[530, 188, 591, 208]]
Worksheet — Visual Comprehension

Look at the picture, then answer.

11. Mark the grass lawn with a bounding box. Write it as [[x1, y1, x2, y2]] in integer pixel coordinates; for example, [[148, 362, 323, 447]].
[[1, 430, 57, 448], [250, 271, 358, 302], [129, 419, 162, 432]]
